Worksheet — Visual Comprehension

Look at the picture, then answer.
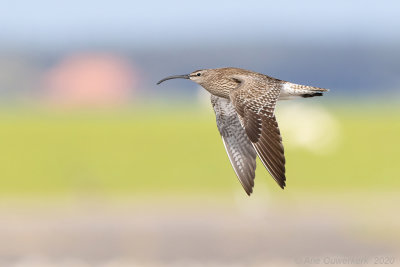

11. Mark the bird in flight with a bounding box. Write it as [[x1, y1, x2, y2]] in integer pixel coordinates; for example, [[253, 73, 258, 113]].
[[157, 67, 328, 195]]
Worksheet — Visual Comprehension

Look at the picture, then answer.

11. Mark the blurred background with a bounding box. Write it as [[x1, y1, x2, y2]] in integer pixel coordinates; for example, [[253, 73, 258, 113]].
[[0, 0, 399, 266]]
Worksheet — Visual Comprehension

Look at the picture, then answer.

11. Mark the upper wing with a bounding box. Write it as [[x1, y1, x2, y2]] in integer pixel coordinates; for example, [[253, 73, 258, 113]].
[[230, 77, 286, 188], [211, 95, 257, 195]]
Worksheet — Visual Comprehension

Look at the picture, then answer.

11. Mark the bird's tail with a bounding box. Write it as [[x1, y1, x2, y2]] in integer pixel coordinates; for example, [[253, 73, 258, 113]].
[[279, 82, 329, 100]]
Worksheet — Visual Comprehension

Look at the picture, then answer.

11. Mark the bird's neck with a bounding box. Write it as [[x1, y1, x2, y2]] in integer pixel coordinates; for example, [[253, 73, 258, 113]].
[[200, 81, 235, 99]]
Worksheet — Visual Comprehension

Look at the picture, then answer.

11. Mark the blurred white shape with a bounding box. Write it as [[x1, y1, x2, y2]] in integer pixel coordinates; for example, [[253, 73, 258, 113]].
[[276, 102, 340, 155]]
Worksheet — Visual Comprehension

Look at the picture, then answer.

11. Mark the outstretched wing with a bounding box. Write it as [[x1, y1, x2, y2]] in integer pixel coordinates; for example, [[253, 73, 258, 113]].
[[230, 77, 286, 188], [211, 95, 257, 195]]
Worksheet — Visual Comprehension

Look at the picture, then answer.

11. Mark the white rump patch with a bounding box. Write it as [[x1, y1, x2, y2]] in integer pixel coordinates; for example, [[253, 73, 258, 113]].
[[279, 82, 311, 100]]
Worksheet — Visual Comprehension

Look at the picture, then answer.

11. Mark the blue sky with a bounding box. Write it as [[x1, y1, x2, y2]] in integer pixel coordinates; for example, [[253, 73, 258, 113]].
[[1, 0, 400, 48]]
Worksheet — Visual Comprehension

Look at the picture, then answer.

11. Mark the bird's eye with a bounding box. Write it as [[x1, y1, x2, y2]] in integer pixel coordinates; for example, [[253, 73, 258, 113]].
[[197, 73, 201, 76]]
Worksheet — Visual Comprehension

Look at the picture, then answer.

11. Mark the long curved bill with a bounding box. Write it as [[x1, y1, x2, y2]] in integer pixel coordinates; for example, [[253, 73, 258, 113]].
[[157, 74, 190, 85]]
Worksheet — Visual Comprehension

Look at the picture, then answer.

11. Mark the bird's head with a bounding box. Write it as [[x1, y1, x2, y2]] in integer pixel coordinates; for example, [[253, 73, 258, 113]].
[[157, 68, 243, 98]]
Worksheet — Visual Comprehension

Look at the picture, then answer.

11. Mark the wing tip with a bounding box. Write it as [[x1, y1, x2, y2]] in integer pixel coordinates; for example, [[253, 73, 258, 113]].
[[243, 183, 254, 196], [273, 174, 286, 190]]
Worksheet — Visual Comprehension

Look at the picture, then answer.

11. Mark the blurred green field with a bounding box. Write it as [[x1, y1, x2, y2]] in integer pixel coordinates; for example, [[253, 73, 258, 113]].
[[0, 104, 398, 197]]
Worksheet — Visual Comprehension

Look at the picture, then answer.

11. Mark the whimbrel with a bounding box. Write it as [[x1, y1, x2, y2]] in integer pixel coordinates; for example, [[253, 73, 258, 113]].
[[157, 67, 328, 195]]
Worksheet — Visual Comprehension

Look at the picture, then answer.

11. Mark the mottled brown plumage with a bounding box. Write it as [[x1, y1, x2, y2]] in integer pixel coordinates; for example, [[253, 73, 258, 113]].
[[157, 67, 328, 195]]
